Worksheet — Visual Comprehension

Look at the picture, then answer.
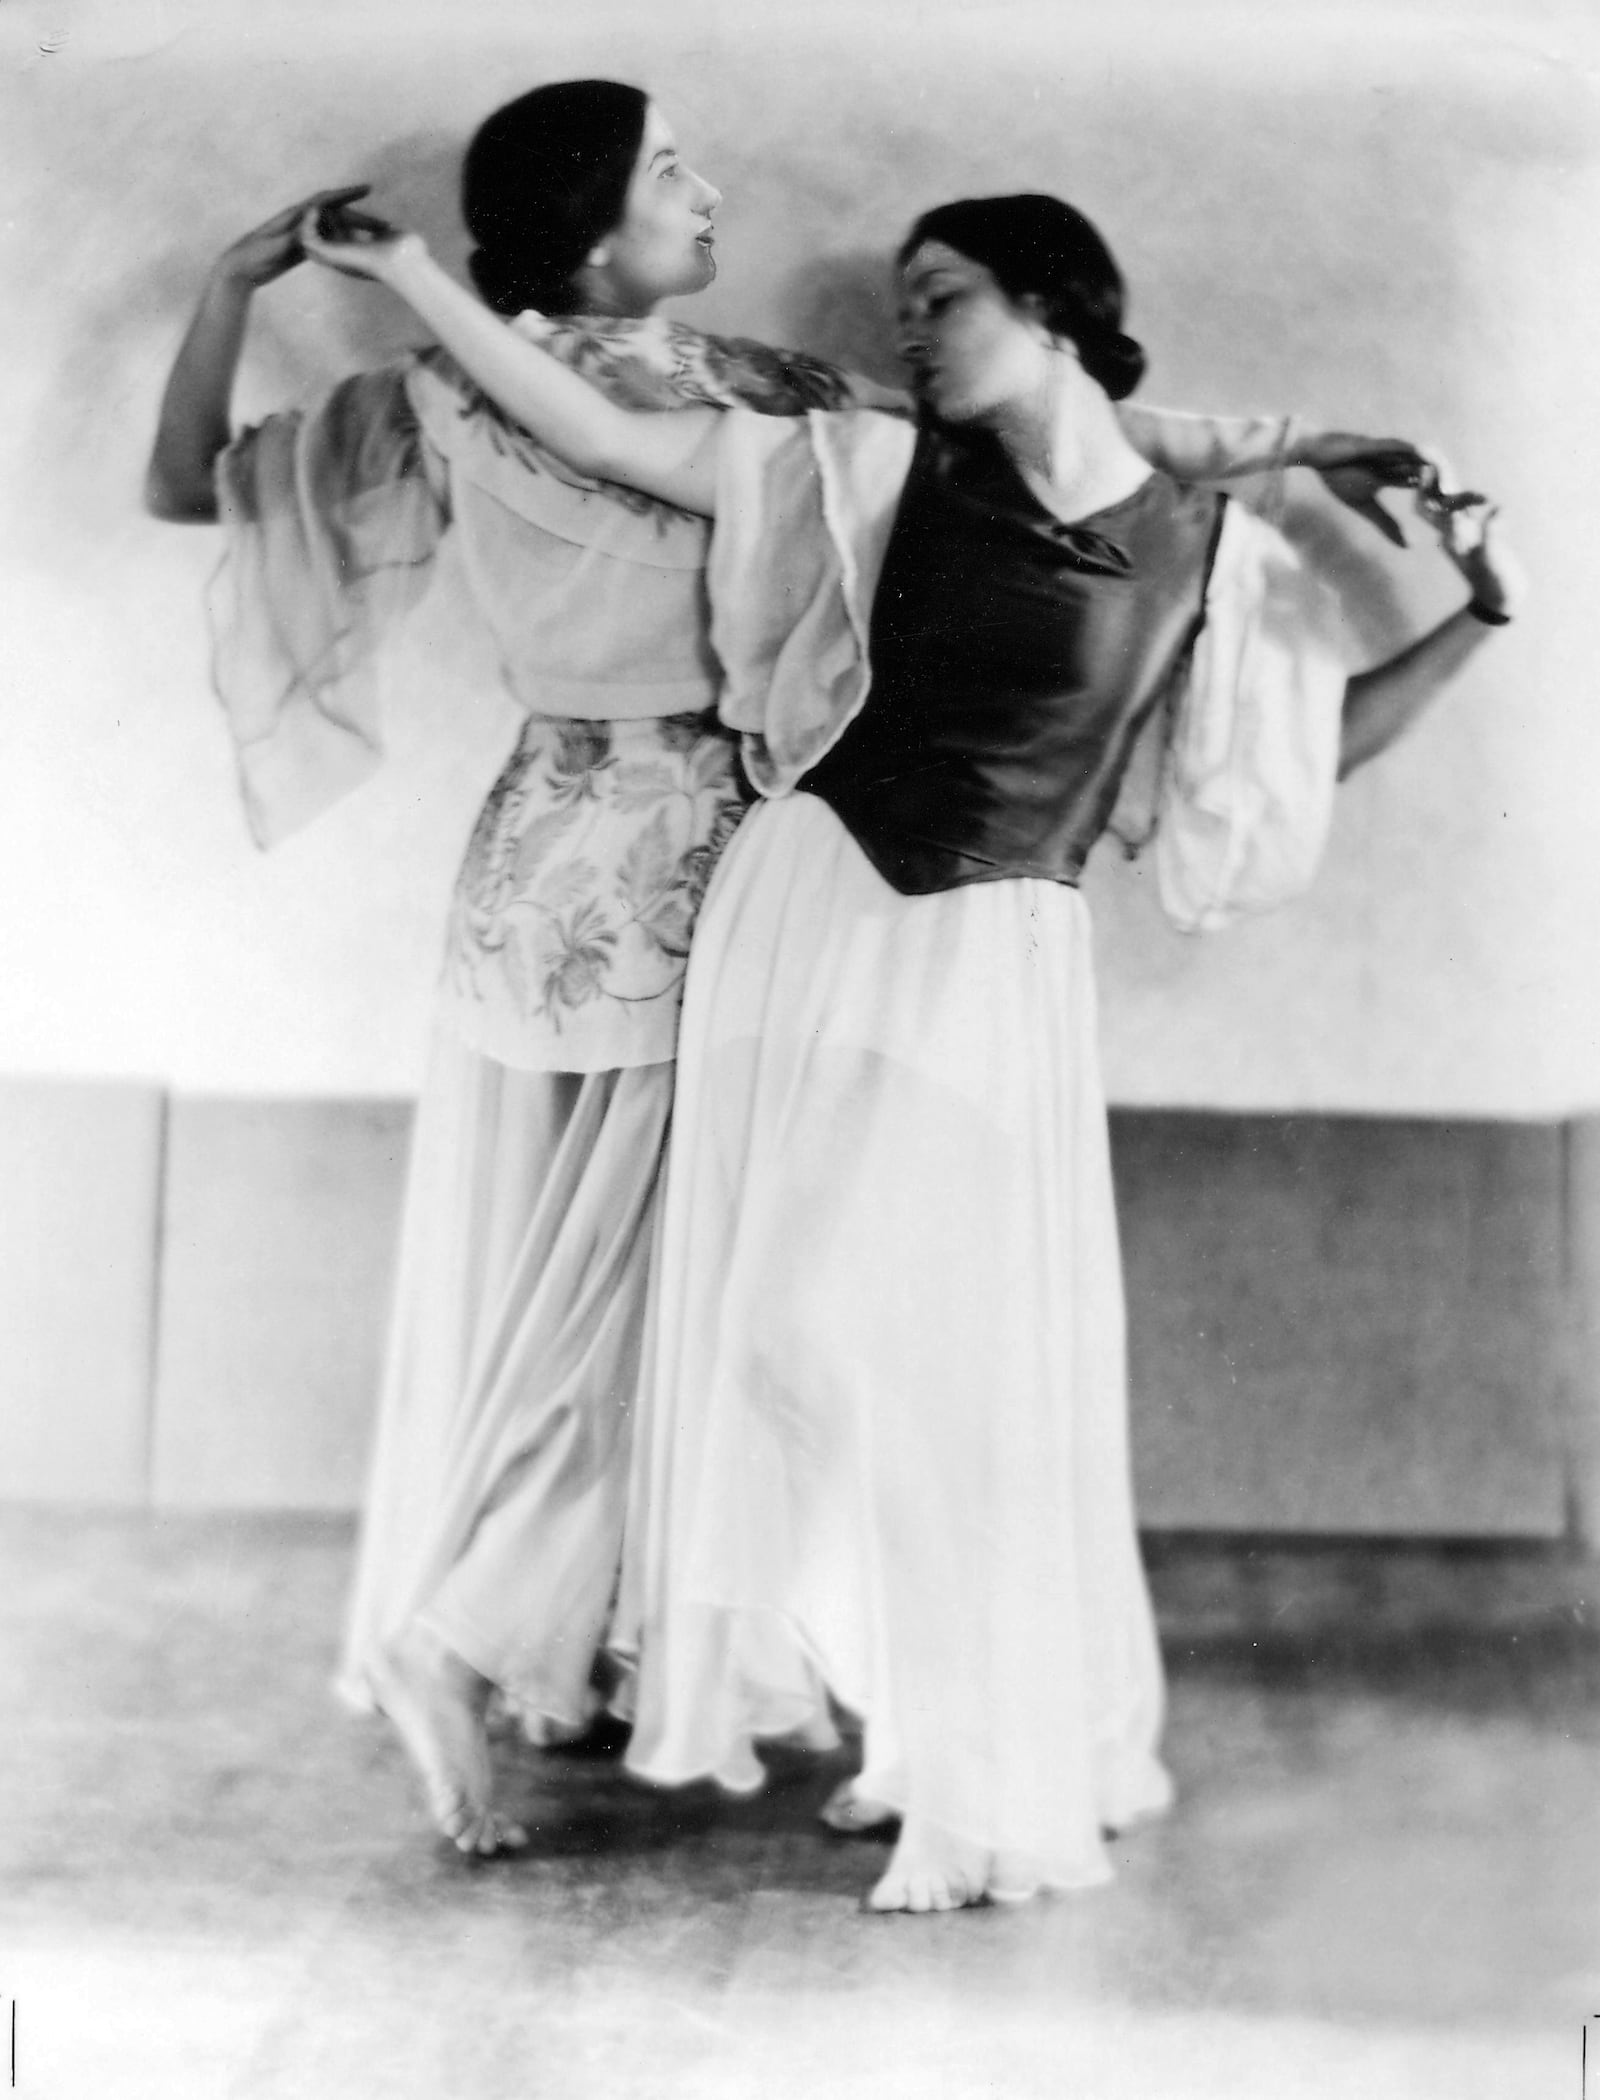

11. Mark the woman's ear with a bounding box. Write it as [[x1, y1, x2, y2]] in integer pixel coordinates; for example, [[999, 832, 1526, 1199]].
[[1017, 290, 1059, 344]]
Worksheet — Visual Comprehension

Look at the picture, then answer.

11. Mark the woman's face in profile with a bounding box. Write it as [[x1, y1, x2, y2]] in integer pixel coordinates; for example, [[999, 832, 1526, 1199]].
[[595, 103, 722, 308], [897, 240, 1051, 425]]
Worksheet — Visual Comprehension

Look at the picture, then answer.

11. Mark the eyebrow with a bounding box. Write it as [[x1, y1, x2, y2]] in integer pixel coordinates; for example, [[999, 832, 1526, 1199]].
[[649, 147, 679, 168]]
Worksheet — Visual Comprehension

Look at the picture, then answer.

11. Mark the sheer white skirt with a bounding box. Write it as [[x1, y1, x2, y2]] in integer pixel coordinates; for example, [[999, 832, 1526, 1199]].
[[618, 793, 1172, 1891], [339, 1033, 671, 1739]]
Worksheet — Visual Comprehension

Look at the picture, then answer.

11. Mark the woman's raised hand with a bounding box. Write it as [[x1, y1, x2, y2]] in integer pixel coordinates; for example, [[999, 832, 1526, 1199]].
[[1295, 431, 1486, 548], [1426, 496, 1527, 625], [210, 188, 374, 291], [1399, 444, 1528, 622], [299, 199, 422, 285]]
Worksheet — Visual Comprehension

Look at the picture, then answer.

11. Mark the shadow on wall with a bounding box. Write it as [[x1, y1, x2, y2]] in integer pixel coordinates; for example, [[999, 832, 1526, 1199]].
[[1275, 491, 1415, 660], [216, 126, 479, 385], [34, 128, 471, 559], [358, 130, 478, 282], [774, 249, 904, 390]]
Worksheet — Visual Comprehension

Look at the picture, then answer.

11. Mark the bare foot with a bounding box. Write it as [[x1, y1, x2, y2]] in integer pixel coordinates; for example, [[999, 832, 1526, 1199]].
[[866, 1815, 994, 1913], [373, 1624, 528, 1857], [819, 1779, 900, 1836]]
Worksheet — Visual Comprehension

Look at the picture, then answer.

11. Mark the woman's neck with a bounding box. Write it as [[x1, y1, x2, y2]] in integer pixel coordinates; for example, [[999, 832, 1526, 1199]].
[[572, 290, 660, 320], [568, 264, 661, 322], [987, 359, 1149, 525]]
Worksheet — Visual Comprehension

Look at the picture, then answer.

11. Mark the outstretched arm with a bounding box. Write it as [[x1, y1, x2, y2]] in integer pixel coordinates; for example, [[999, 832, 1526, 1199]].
[[1338, 500, 1526, 779], [146, 189, 371, 522], [1121, 403, 1467, 548], [1120, 404, 1300, 483], [301, 212, 723, 517]]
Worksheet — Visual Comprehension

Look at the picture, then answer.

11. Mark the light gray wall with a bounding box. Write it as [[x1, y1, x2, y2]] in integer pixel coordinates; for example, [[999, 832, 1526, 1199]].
[[2, 0, 1597, 1109]]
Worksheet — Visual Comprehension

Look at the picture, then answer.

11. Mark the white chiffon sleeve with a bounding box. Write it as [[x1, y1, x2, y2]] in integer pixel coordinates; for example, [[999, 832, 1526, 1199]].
[[1119, 403, 1300, 485], [707, 408, 916, 794], [208, 363, 449, 847], [1154, 501, 1349, 933]]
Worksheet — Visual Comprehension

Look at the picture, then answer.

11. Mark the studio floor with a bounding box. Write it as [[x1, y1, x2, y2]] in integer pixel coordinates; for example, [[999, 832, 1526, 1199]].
[[2, 1511, 1595, 2100]]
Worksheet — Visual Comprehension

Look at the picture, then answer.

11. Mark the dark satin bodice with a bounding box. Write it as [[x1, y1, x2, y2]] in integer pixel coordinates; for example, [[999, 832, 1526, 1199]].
[[799, 423, 1226, 895]]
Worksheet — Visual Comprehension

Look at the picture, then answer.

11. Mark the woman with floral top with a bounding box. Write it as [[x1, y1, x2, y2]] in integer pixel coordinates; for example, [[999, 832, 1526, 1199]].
[[148, 79, 1432, 1858], [303, 184, 1522, 1911]]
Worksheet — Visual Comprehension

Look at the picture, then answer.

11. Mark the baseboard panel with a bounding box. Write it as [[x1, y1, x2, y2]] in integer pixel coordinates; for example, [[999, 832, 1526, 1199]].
[[1114, 1112, 1567, 1535], [0, 1078, 164, 1503], [150, 1097, 411, 1510], [0, 1085, 1576, 1531]]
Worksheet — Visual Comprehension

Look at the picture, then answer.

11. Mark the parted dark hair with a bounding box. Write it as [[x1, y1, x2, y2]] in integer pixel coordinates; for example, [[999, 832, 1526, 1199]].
[[462, 80, 649, 316], [899, 194, 1146, 401]]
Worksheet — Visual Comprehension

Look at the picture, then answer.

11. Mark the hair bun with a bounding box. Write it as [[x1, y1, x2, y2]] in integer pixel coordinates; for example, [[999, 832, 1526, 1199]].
[[468, 244, 536, 317], [1082, 329, 1145, 403]]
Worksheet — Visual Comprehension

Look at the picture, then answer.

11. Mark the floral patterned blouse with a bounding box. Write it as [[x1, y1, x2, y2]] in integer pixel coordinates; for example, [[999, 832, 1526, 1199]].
[[213, 316, 856, 1070], [210, 313, 1303, 1072]]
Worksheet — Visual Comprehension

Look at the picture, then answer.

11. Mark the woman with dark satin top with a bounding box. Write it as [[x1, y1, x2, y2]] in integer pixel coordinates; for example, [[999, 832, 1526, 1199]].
[[298, 186, 1522, 1910], [166, 129, 1474, 1874]]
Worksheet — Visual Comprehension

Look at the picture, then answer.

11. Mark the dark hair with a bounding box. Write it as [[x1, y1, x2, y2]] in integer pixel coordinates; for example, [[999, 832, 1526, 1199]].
[[898, 194, 1146, 401], [462, 80, 649, 315]]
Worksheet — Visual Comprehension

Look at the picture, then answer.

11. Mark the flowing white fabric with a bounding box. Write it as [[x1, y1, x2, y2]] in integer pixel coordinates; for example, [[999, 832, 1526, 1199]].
[[618, 796, 1173, 1889], [607, 408, 1350, 1891], [225, 357, 1334, 1749], [1154, 502, 1347, 932], [339, 1031, 671, 1737], [1119, 402, 1298, 495]]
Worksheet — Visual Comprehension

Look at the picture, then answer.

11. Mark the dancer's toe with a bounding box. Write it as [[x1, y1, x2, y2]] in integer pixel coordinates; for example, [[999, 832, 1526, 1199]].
[[435, 1791, 475, 1845], [867, 1817, 991, 1913], [441, 1802, 529, 1858], [868, 1868, 972, 1913], [463, 1813, 499, 1858]]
